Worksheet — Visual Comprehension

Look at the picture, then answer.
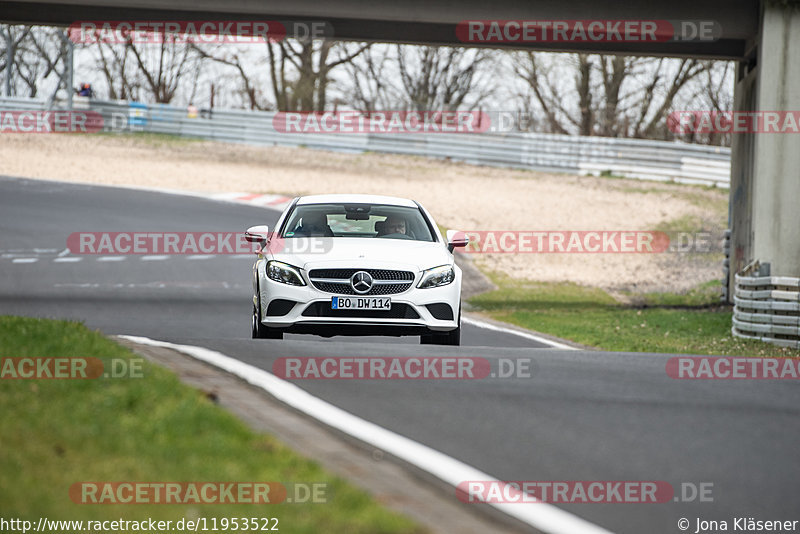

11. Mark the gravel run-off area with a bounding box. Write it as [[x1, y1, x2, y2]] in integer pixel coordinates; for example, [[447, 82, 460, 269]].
[[0, 133, 729, 295]]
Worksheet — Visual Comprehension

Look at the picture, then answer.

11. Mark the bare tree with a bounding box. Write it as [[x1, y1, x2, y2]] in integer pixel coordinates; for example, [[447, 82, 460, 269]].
[[395, 45, 494, 112], [78, 33, 204, 103], [126, 35, 204, 103], [86, 40, 141, 100], [341, 44, 400, 111], [665, 60, 733, 146], [194, 39, 368, 111], [629, 58, 710, 139], [267, 39, 368, 111], [0, 25, 32, 95], [1, 25, 71, 100], [340, 44, 495, 115], [512, 52, 718, 141], [191, 45, 271, 110], [511, 52, 576, 134]]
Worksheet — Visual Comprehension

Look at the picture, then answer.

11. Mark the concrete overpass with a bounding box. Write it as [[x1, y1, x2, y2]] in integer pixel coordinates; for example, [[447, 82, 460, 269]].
[[0, 0, 762, 58], [1, 0, 799, 344]]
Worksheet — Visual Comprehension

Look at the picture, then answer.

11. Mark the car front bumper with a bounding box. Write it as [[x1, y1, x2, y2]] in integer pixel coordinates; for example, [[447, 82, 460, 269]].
[[254, 260, 461, 336]]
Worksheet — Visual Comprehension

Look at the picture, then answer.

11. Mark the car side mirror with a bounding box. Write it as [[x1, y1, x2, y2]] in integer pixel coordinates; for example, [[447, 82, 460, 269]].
[[446, 230, 469, 253], [245, 225, 270, 246]]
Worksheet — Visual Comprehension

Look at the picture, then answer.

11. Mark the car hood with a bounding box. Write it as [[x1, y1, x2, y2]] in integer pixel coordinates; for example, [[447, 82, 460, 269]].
[[267, 237, 452, 272]]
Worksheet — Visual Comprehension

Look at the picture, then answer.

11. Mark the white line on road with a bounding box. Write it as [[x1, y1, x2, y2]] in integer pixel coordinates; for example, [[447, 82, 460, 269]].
[[118, 335, 613, 534], [187, 255, 216, 260], [141, 255, 168, 261], [53, 257, 82, 263], [57, 248, 71, 257], [97, 256, 126, 262], [12, 258, 38, 264], [462, 316, 578, 350]]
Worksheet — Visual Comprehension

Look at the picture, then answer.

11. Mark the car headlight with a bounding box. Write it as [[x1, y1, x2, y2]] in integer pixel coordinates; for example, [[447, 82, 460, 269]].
[[266, 260, 306, 286], [417, 265, 455, 289]]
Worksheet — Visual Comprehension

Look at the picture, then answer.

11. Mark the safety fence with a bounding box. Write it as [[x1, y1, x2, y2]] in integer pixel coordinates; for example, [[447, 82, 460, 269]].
[[0, 96, 732, 187]]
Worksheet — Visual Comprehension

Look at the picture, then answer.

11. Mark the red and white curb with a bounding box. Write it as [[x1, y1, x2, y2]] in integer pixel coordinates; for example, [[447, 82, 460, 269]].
[[118, 335, 614, 534], [20, 178, 294, 213], [207, 192, 292, 211]]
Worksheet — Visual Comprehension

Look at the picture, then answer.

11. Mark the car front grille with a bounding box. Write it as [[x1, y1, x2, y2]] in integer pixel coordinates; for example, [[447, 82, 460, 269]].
[[301, 302, 420, 319], [309, 269, 415, 281], [309, 268, 415, 295]]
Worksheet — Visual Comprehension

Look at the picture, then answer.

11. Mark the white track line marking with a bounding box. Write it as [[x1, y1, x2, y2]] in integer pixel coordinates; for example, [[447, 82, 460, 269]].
[[57, 248, 71, 257], [97, 256, 126, 262], [118, 335, 612, 534], [12, 258, 38, 264], [187, 255, 215, 260], [53, 257, 82, 263], [462, 316, 577, 350], [141, 255, 168, 261]]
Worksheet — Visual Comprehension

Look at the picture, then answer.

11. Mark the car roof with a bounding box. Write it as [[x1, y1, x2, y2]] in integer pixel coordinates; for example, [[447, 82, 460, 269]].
[[295, 194, 418, 208]]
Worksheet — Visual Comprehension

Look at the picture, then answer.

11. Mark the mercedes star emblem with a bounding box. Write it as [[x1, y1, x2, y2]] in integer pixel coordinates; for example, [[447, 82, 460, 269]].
[[350, 271, 374, 294]]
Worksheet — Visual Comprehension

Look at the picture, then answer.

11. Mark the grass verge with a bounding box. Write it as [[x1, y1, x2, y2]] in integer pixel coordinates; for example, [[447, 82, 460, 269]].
[[469, 275, 799, 357], [0, 316, 422, 534]]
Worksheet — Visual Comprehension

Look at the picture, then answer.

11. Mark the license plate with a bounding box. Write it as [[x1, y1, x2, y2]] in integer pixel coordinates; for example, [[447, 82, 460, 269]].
[[331, 296, 391, 310]]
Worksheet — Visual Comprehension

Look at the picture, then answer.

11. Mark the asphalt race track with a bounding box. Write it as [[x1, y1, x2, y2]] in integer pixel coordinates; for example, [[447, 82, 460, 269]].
[[2, 176, 798, 534]]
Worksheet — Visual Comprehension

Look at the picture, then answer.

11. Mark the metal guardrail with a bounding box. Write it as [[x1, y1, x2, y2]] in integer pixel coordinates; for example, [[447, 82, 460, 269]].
[[733, 274, 800, 349], [0, 96, 732, 187]]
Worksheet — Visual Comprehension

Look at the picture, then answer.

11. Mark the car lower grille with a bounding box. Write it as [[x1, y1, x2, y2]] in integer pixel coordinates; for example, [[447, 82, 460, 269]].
[[426, 303, 454, 320], [266, 299, 296, 317], [309, 268, 415, 295], [301, 302, 420, 319]]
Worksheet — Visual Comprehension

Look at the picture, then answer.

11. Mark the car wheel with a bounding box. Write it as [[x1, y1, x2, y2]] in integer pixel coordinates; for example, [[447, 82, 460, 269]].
[[422, 327, 460, 346], [423, 306, 461, 346], [439, 325, 462, 346], [252, 296, 283, 340]]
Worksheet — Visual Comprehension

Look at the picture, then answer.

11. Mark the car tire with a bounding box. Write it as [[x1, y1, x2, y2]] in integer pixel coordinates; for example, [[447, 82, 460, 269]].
[[441, 325, 462, 346], [422, 305, 461, 346], [252, 296, 283, 340]]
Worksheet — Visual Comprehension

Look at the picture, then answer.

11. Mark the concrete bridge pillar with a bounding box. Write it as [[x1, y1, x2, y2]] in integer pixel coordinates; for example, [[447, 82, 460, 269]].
[[729, 1, 800, 347], [749, 3, 800, 276]]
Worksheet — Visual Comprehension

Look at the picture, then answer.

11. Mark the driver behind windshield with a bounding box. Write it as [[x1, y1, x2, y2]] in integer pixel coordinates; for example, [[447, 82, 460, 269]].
[[294, 212, 334, 237], [381, 215, 406, 236]]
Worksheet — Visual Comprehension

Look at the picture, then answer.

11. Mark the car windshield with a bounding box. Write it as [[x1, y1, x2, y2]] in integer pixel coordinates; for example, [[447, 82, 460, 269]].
[[282, 203, 435, 242]]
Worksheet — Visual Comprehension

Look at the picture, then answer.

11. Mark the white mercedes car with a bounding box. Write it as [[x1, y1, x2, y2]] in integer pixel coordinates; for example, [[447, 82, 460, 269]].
[[245, 194, 468, 345]]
